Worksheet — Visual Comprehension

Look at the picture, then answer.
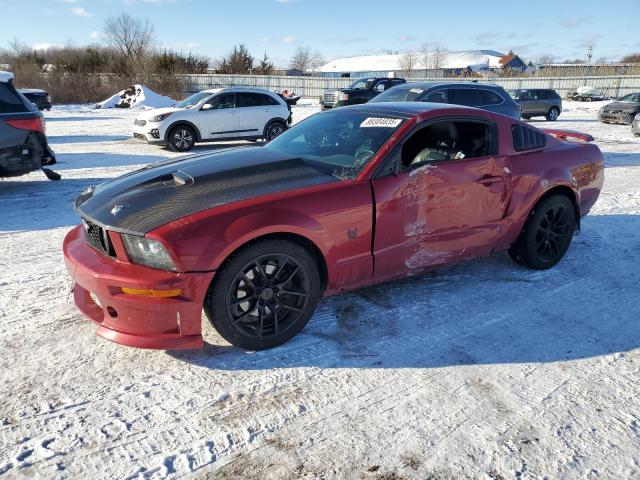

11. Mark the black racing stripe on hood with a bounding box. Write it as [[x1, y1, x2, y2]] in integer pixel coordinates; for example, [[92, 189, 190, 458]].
[[75, 147, 337, 235]]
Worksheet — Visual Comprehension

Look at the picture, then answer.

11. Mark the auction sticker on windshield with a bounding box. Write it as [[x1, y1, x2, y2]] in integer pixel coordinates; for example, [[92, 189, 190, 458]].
[[361, 117, 402, 128]]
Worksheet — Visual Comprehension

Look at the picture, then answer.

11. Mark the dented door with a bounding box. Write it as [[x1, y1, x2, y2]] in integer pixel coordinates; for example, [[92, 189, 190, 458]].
[[372, 155, 511, 278]]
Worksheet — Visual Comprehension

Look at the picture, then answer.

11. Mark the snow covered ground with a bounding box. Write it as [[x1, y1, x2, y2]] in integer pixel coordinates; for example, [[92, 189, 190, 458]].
[[0, 100, 639, 479]]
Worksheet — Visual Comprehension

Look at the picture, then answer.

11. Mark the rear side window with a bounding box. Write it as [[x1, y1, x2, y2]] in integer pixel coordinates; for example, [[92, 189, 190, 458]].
[[448, 89, 483, 107], [260, 94, 280, 106], [0, 83, 29, 113], [423, 90, 447, 103], [236, 93, 264, 107], [482, 90, 503, 105], [512, 124, 546, 151]]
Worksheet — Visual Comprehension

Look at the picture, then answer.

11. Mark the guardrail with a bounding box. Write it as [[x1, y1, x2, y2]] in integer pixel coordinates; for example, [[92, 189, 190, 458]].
[[179, 74, 640, 99]]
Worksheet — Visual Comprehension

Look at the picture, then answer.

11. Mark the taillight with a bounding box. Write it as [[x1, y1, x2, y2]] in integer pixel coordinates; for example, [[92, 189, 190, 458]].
[[5, 117, 45, 133]]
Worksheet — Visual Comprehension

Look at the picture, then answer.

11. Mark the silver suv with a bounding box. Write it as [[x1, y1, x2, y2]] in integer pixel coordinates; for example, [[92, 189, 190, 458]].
[[509, 89, 562, 121]]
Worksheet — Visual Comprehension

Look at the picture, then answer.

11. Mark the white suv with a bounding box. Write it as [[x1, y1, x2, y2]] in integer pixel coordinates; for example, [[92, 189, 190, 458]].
[[133, 87, 291, 151]]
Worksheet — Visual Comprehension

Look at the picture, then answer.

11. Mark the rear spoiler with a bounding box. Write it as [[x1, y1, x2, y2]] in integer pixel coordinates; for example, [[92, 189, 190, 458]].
[[543, 128, 594, 143]]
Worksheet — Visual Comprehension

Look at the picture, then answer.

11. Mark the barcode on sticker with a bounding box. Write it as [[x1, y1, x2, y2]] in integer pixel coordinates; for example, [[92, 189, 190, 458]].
[[361, 117, 402, 128]]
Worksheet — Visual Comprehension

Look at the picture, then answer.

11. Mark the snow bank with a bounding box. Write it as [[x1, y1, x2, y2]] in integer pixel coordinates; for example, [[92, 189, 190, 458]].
[[95, 84, 175, 110]]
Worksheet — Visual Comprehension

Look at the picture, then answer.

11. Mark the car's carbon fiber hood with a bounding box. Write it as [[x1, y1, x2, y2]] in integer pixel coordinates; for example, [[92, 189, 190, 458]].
[[74, 146, 337, 235]]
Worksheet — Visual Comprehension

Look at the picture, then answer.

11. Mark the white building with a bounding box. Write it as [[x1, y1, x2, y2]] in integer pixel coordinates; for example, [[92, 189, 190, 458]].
[[317, 50, 514, 78]]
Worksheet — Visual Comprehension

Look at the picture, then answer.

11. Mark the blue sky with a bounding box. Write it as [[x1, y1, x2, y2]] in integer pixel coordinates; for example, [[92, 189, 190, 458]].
[[2, 0, 638, 66]]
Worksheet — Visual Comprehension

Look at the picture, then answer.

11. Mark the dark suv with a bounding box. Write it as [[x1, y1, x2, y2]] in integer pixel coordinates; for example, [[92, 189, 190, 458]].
[[369, 81, 521, 118], [18, 88, 52, 111], [1, 72, 56, 178], [508, 89, 562, 121], [320, 77, 406, 110]]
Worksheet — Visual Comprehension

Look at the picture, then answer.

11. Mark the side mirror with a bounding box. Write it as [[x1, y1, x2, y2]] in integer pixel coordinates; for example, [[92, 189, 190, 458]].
[[375, 84, 385, 93], [201, 103, 213, 111]]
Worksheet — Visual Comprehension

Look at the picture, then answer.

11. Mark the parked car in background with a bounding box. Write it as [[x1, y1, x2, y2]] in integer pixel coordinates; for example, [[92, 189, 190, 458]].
[[369, 81, 521, 118], [66, 102, 603, 351], [567, 87, 607, 102], [598, 93, 640, 125], [18, 88, 52, 111], [320, 77, 406, 110], [1, 72, 57, 179], [133, 87, 292, 151], [632, 114, 640, 136], [508, 89, 562, 121]]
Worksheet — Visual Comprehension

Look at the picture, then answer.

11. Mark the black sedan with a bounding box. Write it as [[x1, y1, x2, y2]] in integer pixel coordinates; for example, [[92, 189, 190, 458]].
[[598, 93, 640, 125], [18, 88, 52, 111]]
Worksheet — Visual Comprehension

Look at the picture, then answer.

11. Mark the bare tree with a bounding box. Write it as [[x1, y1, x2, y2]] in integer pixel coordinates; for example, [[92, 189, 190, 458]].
[[398, 52, 418, 78], [289, 46, 324, 73], [421, 44, 447, 74], [103, 14, 154, 73]]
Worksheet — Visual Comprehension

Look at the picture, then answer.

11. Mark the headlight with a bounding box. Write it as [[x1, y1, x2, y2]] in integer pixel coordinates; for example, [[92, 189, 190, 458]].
[[340, 92, 349, 101], [148, 112, 173, 123], [121, 234, 176, 271]]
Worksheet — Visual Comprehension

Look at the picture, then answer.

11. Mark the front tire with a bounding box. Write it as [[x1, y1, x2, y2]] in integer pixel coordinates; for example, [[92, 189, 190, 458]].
[[508, 195, 576, 270], [204, 239, 321, 350], [546, 107, 560, 121], [169, 125, 195, 152]]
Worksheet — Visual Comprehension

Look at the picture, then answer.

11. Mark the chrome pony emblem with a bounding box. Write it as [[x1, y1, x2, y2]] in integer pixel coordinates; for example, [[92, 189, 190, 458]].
[[111, 204, 124, 216]]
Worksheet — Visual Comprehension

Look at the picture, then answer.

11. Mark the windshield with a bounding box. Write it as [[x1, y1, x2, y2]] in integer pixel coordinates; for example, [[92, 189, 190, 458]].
[[175, 91, 212, 109], [350, 78, 375, 90], [265, 109, 405, 179], [618, 93, 640, 102], [369, 85, 424, 103]]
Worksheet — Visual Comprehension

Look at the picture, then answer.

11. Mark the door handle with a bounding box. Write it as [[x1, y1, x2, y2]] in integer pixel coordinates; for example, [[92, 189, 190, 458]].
[[476, 175, 503, 185]]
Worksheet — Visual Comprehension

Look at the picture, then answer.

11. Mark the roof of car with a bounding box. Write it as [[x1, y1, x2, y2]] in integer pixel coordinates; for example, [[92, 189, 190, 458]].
[[0, 71, 14, 82], [201, 86, 281, 95], [395, 81, 503, 90], [340, 101, 484, 117]]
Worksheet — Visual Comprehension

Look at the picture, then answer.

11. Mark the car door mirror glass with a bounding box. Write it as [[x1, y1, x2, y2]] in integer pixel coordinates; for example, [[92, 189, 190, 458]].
[[201, 103, 213, 111], [375, 84, 385, 93]]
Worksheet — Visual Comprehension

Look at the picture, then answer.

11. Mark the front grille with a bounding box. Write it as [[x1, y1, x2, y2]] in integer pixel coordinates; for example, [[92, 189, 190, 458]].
[[135, 119, 146, 127], [322, 92, 338, 104], [83, 219, 116, 257]]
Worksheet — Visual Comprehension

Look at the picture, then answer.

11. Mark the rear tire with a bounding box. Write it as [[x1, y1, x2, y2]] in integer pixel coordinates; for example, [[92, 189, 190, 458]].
[[508, 195, 576, 270], [169, 125, 195, 152], [264, 121, 287, 142], [204, 239, 321, 350], [546, 107, 560, 121], [622, 113, 634, 125]]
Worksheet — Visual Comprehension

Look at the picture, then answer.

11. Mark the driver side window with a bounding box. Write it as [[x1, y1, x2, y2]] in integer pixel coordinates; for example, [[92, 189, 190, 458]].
[[206, 93, 235, 109], [399, 120, 495, 170]]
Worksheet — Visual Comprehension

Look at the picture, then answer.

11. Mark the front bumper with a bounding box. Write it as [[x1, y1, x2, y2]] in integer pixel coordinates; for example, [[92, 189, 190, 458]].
[[598, 110, 634, 124], [132, 122, 165, 145], [63, 225, 215, 350]]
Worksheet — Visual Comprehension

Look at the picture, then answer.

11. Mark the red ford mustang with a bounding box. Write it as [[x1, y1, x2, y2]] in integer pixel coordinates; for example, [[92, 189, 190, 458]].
[[63, 103, 604, 351]]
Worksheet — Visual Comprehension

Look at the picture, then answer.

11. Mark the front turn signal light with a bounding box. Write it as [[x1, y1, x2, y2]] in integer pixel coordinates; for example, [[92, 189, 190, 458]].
[[121, 287, 182, 298]]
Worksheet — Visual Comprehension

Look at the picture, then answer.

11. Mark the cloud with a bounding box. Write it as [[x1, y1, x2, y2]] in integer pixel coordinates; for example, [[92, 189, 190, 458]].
[[57, 0, 79, 3], [260, 37, 271, 44], [275, 0, 294, 3], [40, 7, 55, 15], [399, 35, 416, 42], [474, 31, 502, 44], [185, 42, 199, 49], [575, 34, 602, 48], [90, 31, 99, 39], [281, 36, 296, 44], [561, 16, 593, 28], [70, 7, 92, 17]]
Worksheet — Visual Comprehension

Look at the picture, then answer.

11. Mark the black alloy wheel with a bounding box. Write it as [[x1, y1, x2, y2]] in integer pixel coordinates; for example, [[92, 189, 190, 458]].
[[205, 239, 321, 350], [509, 195, 576, 270]]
